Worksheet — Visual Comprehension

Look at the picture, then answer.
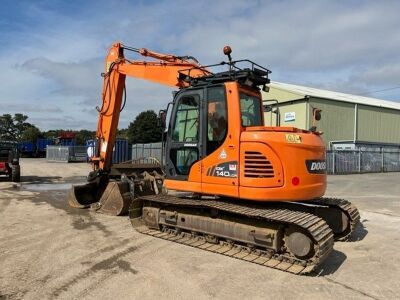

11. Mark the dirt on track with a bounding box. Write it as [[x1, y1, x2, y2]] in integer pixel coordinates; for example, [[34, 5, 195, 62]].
[[1, 159, 400, 299]]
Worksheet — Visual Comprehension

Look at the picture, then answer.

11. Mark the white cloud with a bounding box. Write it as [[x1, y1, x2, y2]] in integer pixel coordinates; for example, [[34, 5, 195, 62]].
[[1, 0, 399, 130], [350, 63, 400, 87], [1, 103, 62, 113]]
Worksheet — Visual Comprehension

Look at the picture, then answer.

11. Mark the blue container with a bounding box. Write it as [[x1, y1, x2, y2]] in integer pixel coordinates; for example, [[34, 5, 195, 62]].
[[36, 138, 54, 152], [59, 139, 76, 146], [113, 139, 129, 163], [85, 140, 95, 147], [86, 138, 129, 164], [18, 141, 35, 153]]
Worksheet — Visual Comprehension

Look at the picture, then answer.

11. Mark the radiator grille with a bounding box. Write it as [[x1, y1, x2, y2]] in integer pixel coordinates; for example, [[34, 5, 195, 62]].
[[244, 151, 274, 178]]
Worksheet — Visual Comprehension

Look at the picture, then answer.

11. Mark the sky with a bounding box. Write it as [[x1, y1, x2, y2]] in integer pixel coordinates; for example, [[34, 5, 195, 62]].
[[1, 0, 400, 131]]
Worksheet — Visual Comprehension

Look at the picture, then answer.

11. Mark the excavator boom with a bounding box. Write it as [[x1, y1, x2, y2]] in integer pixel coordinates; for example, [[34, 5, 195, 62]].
[[68, 42, 209, 214], [95, 43, 209, 172]]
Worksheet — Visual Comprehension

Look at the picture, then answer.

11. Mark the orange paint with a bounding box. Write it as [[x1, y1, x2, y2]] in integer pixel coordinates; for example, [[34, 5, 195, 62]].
[[93, 42, 327, 204]]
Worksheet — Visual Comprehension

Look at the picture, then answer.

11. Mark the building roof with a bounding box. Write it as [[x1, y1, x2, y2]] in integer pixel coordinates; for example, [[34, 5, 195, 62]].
[[268, 81, 400, 111]]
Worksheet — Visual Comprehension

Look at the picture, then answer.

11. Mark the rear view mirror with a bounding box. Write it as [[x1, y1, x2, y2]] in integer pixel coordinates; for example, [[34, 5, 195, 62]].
[[313, 108, 322, 121], [158, 110, 167, 129], [263, 105, 272, 112], [309, 107, 322, 132]]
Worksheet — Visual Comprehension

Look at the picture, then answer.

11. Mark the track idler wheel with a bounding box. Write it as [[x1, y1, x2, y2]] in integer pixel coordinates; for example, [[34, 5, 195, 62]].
[[285, 227, 315, 259]]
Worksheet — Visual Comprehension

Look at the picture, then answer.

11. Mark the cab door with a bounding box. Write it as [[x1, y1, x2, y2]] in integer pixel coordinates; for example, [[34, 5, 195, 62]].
[[165, 89, 203, 189], [201, 84, 240, 197]]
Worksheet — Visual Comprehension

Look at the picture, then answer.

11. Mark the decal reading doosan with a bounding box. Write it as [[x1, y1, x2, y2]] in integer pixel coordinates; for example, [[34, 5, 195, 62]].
[[306, 160, 327, 174], [207, 161, 238, 178]]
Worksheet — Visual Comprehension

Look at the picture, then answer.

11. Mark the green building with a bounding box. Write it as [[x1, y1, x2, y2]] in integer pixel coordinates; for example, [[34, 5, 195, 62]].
[[263, 82, 400, 150]]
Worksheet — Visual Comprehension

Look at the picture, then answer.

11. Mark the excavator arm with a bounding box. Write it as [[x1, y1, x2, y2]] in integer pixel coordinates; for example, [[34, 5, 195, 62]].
[[68, 42, 208, 214], [93, 42, 208, 172]]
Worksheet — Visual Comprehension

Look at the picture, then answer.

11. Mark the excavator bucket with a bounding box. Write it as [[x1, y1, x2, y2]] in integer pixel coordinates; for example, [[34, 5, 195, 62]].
[[68, 182, 98, 209], [68, 180, 134, 216], [94, 181, 133, 215]]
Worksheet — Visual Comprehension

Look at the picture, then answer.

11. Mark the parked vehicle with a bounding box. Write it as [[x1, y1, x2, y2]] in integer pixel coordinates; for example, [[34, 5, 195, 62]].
[[0, 140, 20, 182]]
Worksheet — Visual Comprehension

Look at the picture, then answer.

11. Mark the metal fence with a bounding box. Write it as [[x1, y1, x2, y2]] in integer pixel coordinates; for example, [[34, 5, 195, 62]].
[[56, 140, 400, 175], [46, 146, 88, 162], [131, 142, 162, 161], [130, 144, 400, 175], [327, 150, 400, 174]]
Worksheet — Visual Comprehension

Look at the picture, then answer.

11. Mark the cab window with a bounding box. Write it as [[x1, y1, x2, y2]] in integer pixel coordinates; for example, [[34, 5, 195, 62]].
[[240, 93, 263, 126], [171, 95, 199, 142], [207, 86, 227, 154], [170, 148, 198, 175]]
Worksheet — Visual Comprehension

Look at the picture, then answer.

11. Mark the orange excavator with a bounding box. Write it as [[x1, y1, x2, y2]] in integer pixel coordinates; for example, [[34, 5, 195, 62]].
[[68, 42, 360, 274]]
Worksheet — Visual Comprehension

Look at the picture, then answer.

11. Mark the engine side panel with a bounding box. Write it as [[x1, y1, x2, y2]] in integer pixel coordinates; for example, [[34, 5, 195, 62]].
[[238, 130, 326, 201]]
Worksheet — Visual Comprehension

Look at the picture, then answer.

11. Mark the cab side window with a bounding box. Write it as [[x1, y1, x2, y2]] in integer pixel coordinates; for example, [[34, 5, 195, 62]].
[[207, 86, 227, 154], [240, 93, 263, 127]]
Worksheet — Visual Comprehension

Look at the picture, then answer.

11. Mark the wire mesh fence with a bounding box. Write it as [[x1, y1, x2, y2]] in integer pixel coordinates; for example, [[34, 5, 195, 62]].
[[327, 150, 400, 174], [131, 142, 162, 161], [46, 146, 88, 162], [52, 140, 399, 175], [130, 144, 400, 175]]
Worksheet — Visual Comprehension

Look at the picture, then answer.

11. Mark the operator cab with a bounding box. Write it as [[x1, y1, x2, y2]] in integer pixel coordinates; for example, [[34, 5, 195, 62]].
[[163, 55, 271, 183], [162, 49, 325, 201]]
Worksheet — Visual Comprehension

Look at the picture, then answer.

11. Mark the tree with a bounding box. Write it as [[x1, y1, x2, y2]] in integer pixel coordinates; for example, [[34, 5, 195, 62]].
[[0, 113, 36, 141], [75, 130, 96, 145], [42, 130, 61, 139], [21, 126, 42, 143], [127, 110, 162, 144], [117, 128, 129, 140], [0, 114, 15, 140]]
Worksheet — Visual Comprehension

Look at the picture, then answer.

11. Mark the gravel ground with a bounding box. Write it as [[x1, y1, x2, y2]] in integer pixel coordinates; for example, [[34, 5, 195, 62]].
[[0, 158, 399, 299]]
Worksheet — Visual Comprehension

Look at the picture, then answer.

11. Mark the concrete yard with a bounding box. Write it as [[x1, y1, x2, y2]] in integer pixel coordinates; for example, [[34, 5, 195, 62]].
[[1, 159, 399, 299]]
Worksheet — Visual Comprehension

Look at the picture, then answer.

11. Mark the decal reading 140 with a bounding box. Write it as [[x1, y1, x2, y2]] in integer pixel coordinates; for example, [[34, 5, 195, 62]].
[[207, 161, 238, 178]]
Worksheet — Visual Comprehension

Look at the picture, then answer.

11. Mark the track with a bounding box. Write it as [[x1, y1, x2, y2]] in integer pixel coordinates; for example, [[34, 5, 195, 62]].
[[130, 194, 335, 275], [308, 198, 360, 241]]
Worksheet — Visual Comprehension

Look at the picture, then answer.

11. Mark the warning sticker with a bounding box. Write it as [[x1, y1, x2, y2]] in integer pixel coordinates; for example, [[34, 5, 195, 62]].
[[218, 149, 227, 159]]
